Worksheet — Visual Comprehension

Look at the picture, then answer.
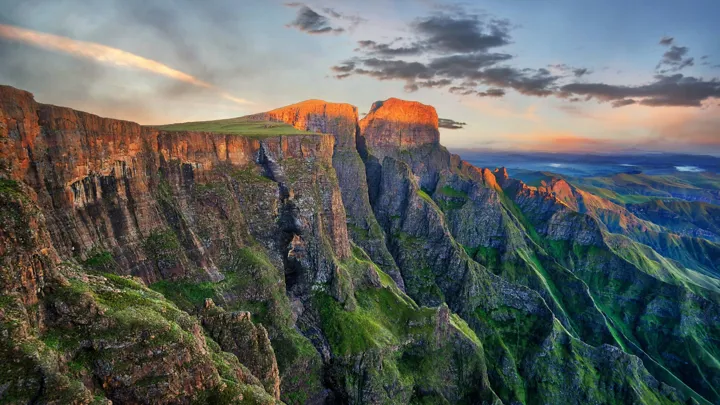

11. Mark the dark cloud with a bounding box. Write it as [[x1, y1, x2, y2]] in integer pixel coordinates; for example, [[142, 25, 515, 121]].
[[331, 62, 355, 73], [417, 79, 454, 88], [411, 14, 512, 54], [286, 6, 344, 34], [427, 53, 513, 76], [474, 67, 559, 96], [325, 9, 717, 109], [404, 83, 419, 92], [449, 86, 477, 95], [477, 88, 505, 97], [659, 36, 674, 46], [354, 58, 431, 81], [560, 74, 720, 107], [330, 8, 563, 99], [356, 40, 423, 57], [657, 45, 694, 72], [439, 118, 467, 129], [573, 68, 590, 77], [346, 54, 559, 96], [611, 99, 636, 108]]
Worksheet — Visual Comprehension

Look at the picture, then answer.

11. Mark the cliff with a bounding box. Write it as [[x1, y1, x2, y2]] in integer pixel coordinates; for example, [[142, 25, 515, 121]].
[[2, 85, 719, 404], [359, 98, 439, 157]]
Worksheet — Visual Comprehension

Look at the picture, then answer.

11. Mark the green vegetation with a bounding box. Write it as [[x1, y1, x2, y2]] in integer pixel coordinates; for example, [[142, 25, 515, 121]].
[[0, 178, 23, 197], [629, 199, 720, 241], [150, 279, 216, 309], [143, 229, 182, 270], [438, 185, 468, 199], [82, 248, 116, 271], [156, 117, 317, 137], [570, 172, 720, 205], [417, 189, 436, 205]]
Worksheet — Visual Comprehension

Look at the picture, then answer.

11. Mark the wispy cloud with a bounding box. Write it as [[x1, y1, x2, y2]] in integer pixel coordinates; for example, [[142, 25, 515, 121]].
[[0, 23, 252, 105]]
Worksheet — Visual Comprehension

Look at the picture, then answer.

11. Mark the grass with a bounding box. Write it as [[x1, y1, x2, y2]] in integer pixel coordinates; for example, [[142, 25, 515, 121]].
[[569, 172, 720, 206], [155, 117, 317, 137]]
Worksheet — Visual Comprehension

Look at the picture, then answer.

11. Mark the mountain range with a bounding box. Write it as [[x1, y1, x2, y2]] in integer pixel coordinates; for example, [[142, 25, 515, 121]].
[[1, 84, 719, 404]]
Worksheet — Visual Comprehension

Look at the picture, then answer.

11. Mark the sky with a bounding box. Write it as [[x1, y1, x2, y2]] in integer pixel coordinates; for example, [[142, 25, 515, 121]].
[[0, 0, 719, 155]]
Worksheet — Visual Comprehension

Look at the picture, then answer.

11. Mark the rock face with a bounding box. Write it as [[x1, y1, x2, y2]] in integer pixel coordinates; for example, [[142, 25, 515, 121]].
[[202, 300, 281, 399], [250, 99, 358, 149], [2, 85, 719, 404], [359, 98, 439, 156], [250, 99, 406, 290]]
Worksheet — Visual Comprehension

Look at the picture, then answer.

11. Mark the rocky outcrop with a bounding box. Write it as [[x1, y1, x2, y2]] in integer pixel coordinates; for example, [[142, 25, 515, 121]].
[[249, 99, 405, 290], [202, 299, 281, 400], [249, 99, 358, 149], [359, 98, 439, 157], [0, 173, 278, 404]]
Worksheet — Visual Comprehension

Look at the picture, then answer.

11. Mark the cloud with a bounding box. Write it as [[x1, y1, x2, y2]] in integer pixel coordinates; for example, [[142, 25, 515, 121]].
[[560, 74, 720, 107], [549, 63, 592, 77], [331, 62, 355, 73], [322, 7, 366, 30], [610, 99, 637, 108], [657, 45, 694, 72], [0, 23, 252, 105], [477, 88, 505, 97], [427, 52, 513, 76], [439, 118, 467, 129], [356, 40, 423, 57], [327, 8, 565, 99], [286, 5, 344, 34], [472, 67, 559, 96], [659, 36, 674, 46], [324, 8, 717, 110], [411, 14, 512, 54], [611, 99, 636, 108], [449, 86, 476, 95]]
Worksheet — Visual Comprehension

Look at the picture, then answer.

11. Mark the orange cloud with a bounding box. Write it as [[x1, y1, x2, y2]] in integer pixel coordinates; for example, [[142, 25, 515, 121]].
[[499, 131, 629, 153], [550, 100, 720, 154]]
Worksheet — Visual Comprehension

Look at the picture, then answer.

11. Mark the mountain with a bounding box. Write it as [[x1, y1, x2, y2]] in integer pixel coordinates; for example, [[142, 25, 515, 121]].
[[1, 84, 719, 404]]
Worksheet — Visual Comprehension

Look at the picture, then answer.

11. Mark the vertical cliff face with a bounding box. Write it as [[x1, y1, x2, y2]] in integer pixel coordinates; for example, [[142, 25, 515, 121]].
[[3, 86, 719, 404], [249, 99, 406, 290], [250, 99, 359, 149], [0, 85, 348, 286], [359, 98, 439, 152], [0, 85, 352, 403]]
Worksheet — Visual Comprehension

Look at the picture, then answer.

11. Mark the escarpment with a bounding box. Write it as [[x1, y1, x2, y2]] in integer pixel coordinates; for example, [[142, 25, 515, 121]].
[[251, 99, 406, 290], [2, 85, 719, 404]]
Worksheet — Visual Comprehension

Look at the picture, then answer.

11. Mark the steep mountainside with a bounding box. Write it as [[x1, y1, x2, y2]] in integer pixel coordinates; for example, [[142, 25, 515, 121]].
[[628, 200, 720, 242], [1, 85, 719, 404]]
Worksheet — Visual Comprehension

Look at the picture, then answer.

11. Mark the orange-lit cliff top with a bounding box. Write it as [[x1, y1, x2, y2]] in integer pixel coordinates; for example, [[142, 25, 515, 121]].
[[359, 98, 439, 129]]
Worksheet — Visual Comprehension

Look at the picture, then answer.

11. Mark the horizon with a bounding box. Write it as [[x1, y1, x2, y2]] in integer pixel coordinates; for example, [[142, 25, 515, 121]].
[[1, 0, 719, 155]]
